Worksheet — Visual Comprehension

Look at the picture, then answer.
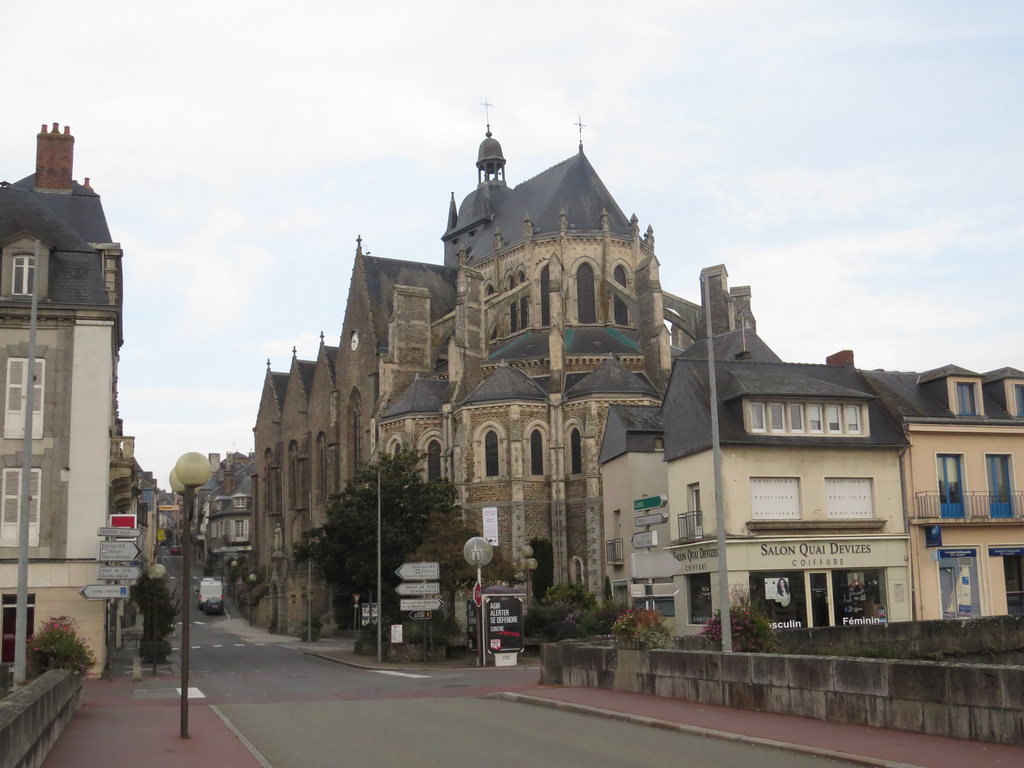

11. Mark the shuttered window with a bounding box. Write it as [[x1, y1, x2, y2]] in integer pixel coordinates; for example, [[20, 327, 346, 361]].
[[825, 478, 873, 518], [4, 359, 44, 439], [1, 468, 41, 547], [750, 477, 801, 520]]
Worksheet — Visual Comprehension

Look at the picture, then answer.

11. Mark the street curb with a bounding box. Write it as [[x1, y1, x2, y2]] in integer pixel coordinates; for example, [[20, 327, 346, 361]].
[[487, 692, 927, 768]]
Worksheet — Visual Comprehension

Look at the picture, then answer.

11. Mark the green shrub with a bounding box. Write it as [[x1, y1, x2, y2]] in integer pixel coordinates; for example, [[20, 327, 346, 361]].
[[299, 616, 323, 642], [611, 609, 672, 649], [542, 582, 597, 611], [28, 616, 96, 676], [139, 639, 171, 663], [700, 588, 778, 653]]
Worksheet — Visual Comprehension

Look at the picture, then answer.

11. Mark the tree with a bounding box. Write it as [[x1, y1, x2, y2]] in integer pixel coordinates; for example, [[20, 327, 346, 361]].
[[530, 537, 554, 601], [296, 449, 455, 622]]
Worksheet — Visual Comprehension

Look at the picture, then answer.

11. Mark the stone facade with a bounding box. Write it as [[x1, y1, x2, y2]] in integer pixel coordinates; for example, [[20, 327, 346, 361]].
[[252, 130, 753, 633]]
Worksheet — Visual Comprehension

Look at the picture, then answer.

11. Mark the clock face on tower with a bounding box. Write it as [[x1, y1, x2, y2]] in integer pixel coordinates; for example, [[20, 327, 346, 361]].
[[350, 330, 359, 351]]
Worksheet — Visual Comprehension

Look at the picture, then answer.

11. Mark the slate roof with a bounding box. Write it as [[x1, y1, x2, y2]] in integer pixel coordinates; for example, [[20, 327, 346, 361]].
[[676, 328, 783, 364], [462, 364, 549, 405], [982, 367, 1024, 383], [861, 369, 1016, 422], [296, 359, 316, 398], [0, 183, 110, 305], [443, 147, 633, 266], [917, 364, 980, 384], [565, 356, 660, 400], [270, 371, 289, 411], [362, 255, 458, 346], [663, 359, 907, 461], [383, 377, 449, 418], [599, 405, 664, 464]]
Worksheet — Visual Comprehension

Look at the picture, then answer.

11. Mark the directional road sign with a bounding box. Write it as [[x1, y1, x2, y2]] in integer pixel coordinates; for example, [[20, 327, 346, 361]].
[[634, 511, 668, 527], [396, 582, 440, 596], [633, 495, 668, 512], [97, 565, 141, 581], [80, 584, 130, 600], [631, 530, 658, 550], [407, 611, 432, 621], [97, 527, 141, 538], [98, 540, 140, 562], [400, 598, 444, 612], [396, 562, 440, 581]]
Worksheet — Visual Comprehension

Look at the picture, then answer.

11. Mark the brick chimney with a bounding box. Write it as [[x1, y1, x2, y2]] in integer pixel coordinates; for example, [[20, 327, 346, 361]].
[[35, 122, 75, 192], [826, 350, 855, 367]]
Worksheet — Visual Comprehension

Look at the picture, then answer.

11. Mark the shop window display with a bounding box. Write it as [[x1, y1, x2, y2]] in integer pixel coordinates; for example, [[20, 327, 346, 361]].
[[832, 570, 887, 625], [749, 571, 806, 629], [688, 573, 713, 625]]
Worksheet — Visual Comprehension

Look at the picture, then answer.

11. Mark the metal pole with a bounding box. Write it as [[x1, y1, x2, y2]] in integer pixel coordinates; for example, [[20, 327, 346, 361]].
[[703, 272, 732, 653], [477, 566, 484, 668], [13, 241, 40, 685], [180, 485, 194, 738], [376, 468, 382, 664]]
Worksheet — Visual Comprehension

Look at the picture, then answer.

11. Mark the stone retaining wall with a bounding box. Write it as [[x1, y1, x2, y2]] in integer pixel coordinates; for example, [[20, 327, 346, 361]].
[[0, 671, 83, 768], [541, 642, 1024, 746]]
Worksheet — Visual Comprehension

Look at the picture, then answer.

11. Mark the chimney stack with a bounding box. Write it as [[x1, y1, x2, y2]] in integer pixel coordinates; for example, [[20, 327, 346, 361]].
[[826, 350, 855, 367], [35, 122, 75, 192]]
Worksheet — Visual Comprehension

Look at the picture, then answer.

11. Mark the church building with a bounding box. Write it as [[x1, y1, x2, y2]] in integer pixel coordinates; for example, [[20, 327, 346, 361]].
[[252, 127, 754, 633]]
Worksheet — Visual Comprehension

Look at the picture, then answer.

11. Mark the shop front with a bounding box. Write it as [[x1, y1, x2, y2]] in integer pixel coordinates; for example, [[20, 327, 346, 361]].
[[669, 535, 912, 634]]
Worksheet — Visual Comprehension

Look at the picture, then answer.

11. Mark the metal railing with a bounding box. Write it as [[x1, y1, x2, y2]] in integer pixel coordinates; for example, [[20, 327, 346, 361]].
[[913, 491, 1024, 521], [606, 538, 623, 563], [677, 510, 704, 541]]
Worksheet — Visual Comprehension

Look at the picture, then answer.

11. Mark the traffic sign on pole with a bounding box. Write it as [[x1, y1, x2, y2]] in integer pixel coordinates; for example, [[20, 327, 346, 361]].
[[97, 527, 141, 538], [407, 611, 432, 621], [631, 530, 658, 550], [633, 495, 668, 512], [80, 584, 130, 600], [395, 562, 440, 581], [400, 598, 444, 612], [97, 565, 141, 581], [395, 582, 440, 596], [634, 511, 668, 527], [97, 540, 140, 562]]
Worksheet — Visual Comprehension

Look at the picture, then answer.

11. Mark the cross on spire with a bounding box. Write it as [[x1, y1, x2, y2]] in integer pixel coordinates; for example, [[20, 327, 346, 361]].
[[575, 116, 587, 151], [481, 99, 494, 136]]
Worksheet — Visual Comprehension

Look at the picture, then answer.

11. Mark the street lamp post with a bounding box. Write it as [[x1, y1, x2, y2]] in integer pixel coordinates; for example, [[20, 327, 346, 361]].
[[230, 559, 238, 600], [463, 537, 493, 668], [247, 573, 257, 625], [520, 545, 538, 610], [170, 451, 212, 740], [147, 562, 167, 677]]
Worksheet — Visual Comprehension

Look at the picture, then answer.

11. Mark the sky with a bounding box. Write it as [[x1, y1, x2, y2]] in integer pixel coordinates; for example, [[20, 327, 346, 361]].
[[2, 2, 1022, 487]]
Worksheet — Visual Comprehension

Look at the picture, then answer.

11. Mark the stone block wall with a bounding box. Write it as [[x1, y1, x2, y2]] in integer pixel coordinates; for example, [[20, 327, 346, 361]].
[[542, 641, 1024, 746], [0, 670, 82, 768]]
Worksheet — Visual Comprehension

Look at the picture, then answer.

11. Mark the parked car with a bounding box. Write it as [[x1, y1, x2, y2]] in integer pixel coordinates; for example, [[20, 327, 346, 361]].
[[203, 596, 225, 616], [198, 578, 223, 610], [169, 545, 181, 555]]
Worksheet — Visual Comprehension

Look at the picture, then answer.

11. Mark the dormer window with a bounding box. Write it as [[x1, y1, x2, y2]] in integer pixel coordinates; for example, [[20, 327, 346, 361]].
[[746, 400, 867, 437], [12, 256, 34, 295], [1015, 384, 1024, 417], [955, 381, 978, 415]]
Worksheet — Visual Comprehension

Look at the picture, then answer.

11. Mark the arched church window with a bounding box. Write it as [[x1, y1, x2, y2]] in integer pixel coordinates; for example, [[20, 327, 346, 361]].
[[288, 440, 300, 508], [613, 265, 628, 325], [577, 263, 596, 324], [518, 271, 529, 329], [508, 275, 518, 333], [487, 284, 497, 340], [570, 428, 582, 475], [530, 429, 544, 476], [427, 440, 442, 481], [540, 266, 550, 326], [485, 430, 500, 477]]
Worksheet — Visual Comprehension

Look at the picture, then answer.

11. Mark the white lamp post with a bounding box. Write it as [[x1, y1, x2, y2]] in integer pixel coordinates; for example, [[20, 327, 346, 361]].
[[463, 537, 493, 667], [171, 451, 211, 739], [520, 545, 538, 610]]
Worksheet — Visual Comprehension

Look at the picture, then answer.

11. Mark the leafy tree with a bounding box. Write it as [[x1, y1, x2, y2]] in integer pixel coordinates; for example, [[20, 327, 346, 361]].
[[130, 572, 179, 641], [530, 537, 554, 601], [296, 449, 455, 622]]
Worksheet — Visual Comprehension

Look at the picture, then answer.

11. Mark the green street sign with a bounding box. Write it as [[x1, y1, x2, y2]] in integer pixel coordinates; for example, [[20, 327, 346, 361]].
[[633, 495, 668, 512]]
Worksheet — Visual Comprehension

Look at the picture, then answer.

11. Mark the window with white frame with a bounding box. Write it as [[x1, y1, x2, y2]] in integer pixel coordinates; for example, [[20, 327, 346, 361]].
[[825, 478, 874, 518], [13, 255, 35, 296], [1014, 383, 1024, 417], [769, 402, 786, 433], [827, 404, 842, 432], [233, 496, 247, 510], [233, 519, 249, 540], [750, 477, 801, 520], [789, 403, 804, 433], [4, 359, 44, 439], [1, 468, 40, 547], [749, 402, 766, 432], [844, 405, 861, 434], [808, 404, 823, 433]]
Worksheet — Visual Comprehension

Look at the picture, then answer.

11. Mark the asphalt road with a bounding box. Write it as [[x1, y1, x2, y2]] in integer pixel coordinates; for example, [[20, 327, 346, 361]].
[[161, 553, 858, 768]]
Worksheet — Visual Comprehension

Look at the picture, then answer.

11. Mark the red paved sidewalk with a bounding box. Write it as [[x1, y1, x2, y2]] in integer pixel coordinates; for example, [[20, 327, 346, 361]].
[[41, 675, 267, 768]]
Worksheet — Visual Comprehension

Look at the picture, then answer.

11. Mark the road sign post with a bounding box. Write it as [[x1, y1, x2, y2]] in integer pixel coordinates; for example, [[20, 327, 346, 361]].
[[631, 530, 658, 550], [633, 495, 668, 512], [395, 562, 440, 581], [97, 540, 141, 562], [80, 584, 130, 600]]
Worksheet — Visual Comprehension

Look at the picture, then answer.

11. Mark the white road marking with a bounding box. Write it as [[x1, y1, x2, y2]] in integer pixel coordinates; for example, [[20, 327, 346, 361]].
[[374, 670, 431, 679], [176, 687, 206, 699]]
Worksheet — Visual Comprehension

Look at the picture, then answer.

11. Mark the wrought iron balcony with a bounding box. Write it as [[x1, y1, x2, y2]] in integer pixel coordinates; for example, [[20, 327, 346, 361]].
[[677, 510, 704, 542], [605, 538, 623, 564], [913, 491, 1024, 521]]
